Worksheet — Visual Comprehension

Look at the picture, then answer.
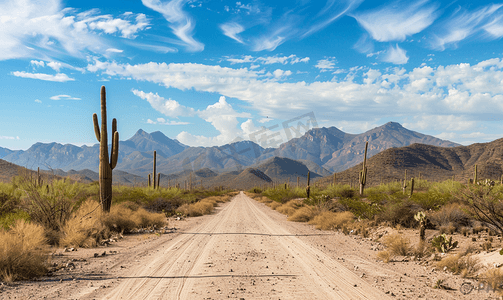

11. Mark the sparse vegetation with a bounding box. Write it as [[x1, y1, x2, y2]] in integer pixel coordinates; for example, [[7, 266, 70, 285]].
[[436, 254, 480, 277], [0, 219, 48, 282]]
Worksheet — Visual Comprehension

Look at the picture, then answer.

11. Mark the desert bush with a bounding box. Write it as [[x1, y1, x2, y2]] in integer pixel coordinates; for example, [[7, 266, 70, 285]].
[[0, 210, 30, 230], [376, 200, 421, 228], [428, 203, 472, 230], [410, 190, 451, 210], [60, 199, 109, 248], [0, 192, 20, 217], [177, 200, 214, 217], [146, 198, 174, 216], [481, 268, 503, 292], [436, 254, 480, 277], [309, 211, 354, 230], [267, 201, 282, 210], [288, 207, 315, 222], [102, 205, 137, 233], [412, 241, 431, 258], [338, 198, 382, 220], [438, 223, 456, 234], [381, 233, 411, 256], [20, 179, 85, 236], [248, 187, 262, 194], [276, 200, 303, 216], [132, 207, 166, 229], [0, 219, 48, 281], [376, 250, 391, 263], [454, 184, 503, 234]]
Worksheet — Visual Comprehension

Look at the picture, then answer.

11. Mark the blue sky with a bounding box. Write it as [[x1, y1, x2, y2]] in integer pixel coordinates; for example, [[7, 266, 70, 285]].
[[2, 0, 503, 150]]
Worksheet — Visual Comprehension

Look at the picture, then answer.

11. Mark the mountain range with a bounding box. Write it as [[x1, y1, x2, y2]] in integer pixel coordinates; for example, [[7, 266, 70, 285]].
[[0, 122, 460, 180]]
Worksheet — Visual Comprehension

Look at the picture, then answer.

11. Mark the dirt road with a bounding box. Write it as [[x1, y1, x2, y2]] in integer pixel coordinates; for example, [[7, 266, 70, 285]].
[[97, 192, 388, 299]]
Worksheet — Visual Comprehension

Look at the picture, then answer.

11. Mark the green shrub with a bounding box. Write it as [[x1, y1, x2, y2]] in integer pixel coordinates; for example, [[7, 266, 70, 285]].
[[338, 198, 382, 220], [0, 210, 30, 230], [376, 200, 421, 228]]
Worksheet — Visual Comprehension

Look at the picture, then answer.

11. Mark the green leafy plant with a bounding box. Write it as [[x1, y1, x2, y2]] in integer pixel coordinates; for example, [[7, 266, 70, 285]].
[[431, 234, 458, 253]]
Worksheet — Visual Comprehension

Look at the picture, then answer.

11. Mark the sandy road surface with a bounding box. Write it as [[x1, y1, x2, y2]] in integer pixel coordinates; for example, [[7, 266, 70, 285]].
[[99, 192, 389, 300]]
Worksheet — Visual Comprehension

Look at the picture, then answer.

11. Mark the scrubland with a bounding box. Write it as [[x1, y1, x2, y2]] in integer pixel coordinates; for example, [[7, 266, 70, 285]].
[[0, 174, 234, 282], [247, 178, 503, 295]]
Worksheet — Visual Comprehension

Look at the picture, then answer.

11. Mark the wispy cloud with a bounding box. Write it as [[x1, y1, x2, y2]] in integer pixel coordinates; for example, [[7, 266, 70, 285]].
[[432, 4, 503, 50], [220, 22, 245, 43], [352, 0, 438, 42], [141, 0, 204, 52], [12, 71, 74, 82], [50, 95, 81, 100], [226, 54, 309, 65], [35, 99, 42, 103], [0, 0, 150, 60], [382, 44, 409, 64], [0, 136, 20, 140], [146, 118, 189, 125], [131, 89, 195, 117]]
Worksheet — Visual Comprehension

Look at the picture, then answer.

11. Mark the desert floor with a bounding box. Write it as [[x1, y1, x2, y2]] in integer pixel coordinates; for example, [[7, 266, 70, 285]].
[[0, 192, 501, 299]]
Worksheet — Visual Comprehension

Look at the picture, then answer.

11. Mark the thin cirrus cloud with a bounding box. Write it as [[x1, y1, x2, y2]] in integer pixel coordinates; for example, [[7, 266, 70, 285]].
[[315, 58, 336, 71], [432, 3, 503, 50], [50, 95, 81, 100], [220, 22, 245, 44], [240, 0, 362, 51], [351, 0, 438, 42], [12, 71, 75, 82], [0, 0, 150, 61], [147, 118, 190, 125], [226, 54, 309, 65], [141, 0, 204, 52]]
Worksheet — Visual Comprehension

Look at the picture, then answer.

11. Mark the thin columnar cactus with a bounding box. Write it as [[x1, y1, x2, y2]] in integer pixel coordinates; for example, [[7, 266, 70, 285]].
[[474, 164, 478, 184], [157, 173, 160, 189], [37, 167, 42, 187], [93, 86, 119, 213], [402, 170, 408, 194], [359, 141, 368, 196], [306, 171, 311, 199], [333, 173, 336, 186], [152, 150, 157, 189], [148, 173, 151, 187], [410, 177, 415, 196]]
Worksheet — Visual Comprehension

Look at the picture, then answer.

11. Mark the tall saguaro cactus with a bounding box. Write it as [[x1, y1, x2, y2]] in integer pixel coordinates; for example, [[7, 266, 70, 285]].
[[359, 141, 368, 196], [473, 164, 478, 184], [153, 150, 157, 189], [93, 86, 119, 213]]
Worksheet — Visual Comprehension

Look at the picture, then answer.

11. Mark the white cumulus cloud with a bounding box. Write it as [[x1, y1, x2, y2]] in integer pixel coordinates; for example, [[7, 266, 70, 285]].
[[132, 89, 195, 117], [382, 45, 409, 64]]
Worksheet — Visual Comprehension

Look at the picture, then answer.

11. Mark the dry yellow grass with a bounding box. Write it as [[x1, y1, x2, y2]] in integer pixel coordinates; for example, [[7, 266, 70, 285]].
[[267, 201, 282, 210], [132, 207, 167, 229], [308, 211, 354, 230], [436, 254, 480, 277], [481, 268, 503, 292], [376, 250, 391, 263], [102, 205, 138, 233], [382, 234, 411, 256], [288, 207, 315, 222], [60, 199, 109, 248], [276, 200, 304, 216], [0, 219, 48, 281]]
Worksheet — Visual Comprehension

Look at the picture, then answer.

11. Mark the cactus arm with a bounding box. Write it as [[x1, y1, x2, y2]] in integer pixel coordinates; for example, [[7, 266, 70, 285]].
[[93, 113, 100, 142], [110, 131, 119, 169], [112, 118, 117, 135]]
